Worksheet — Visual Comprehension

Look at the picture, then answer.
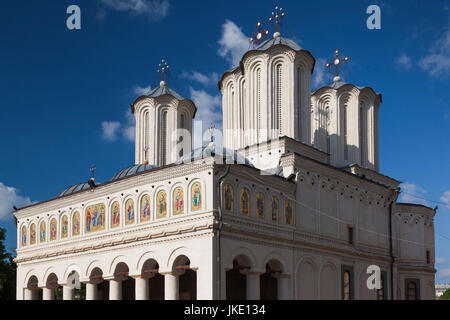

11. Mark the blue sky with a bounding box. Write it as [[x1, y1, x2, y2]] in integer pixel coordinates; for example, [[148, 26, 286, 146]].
[[0, 0, 449, 282]]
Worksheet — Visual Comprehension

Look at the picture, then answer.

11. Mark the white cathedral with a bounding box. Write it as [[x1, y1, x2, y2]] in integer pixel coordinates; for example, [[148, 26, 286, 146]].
[[14, 16, 436, 300]]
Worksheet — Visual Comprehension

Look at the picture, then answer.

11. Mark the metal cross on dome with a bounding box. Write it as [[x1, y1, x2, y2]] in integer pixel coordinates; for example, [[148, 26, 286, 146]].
[[157, 58, 170, 82], [90, 164, 96, 179], [325, 49, 350, 78], [268, 5, 286, 34], [250, 21, 270, 45]]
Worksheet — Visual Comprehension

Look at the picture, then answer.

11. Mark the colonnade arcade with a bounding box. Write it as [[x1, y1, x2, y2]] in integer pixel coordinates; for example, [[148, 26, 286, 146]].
[[23, 254, 288, 300]]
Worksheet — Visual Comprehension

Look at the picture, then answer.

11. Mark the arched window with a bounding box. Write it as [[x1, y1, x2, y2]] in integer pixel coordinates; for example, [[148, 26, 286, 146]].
[[341, 266, 353, 300], [272, 64, 283, 136], [340, 95, 350, 161], [407, 280, 419, 300], [179, 113, 186, 157], [240, 80, 245, 132], [256, 68, 261, 141], [159, 110, 168, 165], [318, 97, 330, 152], [144, 111, 150, 162], [359, 103, 365, 166], [377, 273, 386, 300], [343, 271, 351, 300]]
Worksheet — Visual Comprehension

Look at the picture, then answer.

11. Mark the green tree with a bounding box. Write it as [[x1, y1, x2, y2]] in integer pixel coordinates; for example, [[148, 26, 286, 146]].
[[439, 289, 450, 300], [0, 227, 16, 300]]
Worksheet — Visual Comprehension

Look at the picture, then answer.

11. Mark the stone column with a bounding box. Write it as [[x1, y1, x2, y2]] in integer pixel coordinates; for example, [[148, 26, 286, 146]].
[[135, 277, 149, 300], [86, 283, 98, 300], [63, 285, 74, 300], [276, 275, 290, 300], [196, 266, 214, 300], [43, 287, 55, 300], [109, 279, 122, 300], [246, 272, 261, 300], [164, 273, 179, 300], [24, 288, 36, 300]]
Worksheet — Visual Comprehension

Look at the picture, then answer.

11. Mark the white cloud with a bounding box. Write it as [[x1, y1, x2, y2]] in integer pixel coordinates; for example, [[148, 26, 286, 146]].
[[312, 58, 327, 89], [189, 87, 222, 125], [101, 0, 169, 20], [181, 71, 220, 87], [123, 110, 136, 142], [436, 257, 446, 264], [0, 182, 33, 220], [419, 24, 450, 76], [134, 85, 152, 96], [440, 190, 450, 209], [399, 183, 428, 206], [396, 53, 412, 70], [101, 121, 121, 141], [218, 20, 249, 67]]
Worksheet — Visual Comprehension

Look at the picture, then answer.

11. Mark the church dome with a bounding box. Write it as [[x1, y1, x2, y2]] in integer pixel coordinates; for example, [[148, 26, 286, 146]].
[[110, 164, 158, 182], [58, 182, 98, 198], [175, 142, 254, 167]]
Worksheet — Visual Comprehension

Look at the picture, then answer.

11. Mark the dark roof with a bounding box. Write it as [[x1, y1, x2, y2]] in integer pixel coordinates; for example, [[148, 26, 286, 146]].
[[175, 142, 254, 167], [219, 35, 315, 90], [58, 182, 98, 198], [110, 164, 158, 182], [147, 85, 184, 100], [255, 36, 302, 51]]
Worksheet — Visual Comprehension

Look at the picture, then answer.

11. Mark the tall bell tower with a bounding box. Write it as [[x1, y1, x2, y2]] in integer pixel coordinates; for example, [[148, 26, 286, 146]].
[[131, 59, 197, 167], [218, 7, 315, 151]]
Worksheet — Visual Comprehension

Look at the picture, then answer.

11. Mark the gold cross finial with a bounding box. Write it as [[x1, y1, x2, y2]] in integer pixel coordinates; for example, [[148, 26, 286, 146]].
[[325, 49, 350, 80], [157, 58, 170, 83]]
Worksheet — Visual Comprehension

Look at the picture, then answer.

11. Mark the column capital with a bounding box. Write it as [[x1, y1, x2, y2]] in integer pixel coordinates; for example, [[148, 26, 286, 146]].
[[160, 270, 184, 277], [272, 273, 291, 279], [241, 269, 265, 276]]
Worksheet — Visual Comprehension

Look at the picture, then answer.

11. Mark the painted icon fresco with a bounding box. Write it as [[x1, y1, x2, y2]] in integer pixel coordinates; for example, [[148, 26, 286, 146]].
[[156, 190, 167, 219], [191, 182, 202, 211], [284, 200, 294, 225], [173, 187, 184, 215], [61, 215, 69, 239], [30, 224, 36, 245], [270, 196, 279, 222], [125, 199, 135, 225], [50, 218, 57, 241], [111, 201, 121, 228], [223, 184, 234, 212], [256, 193, 265, 219], [72, 212, 81, 236], [85, 204, 106, 233], [141, 195, 151, 222], [40, 221, 46, 243], [240, 188, 250, 216], [21, 226, 27, 247]]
